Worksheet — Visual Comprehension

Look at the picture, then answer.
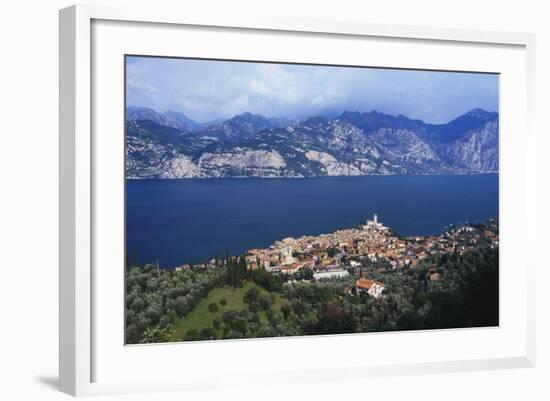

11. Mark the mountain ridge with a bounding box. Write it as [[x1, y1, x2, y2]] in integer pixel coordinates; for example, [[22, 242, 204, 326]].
[[125, 107, 499, 179]]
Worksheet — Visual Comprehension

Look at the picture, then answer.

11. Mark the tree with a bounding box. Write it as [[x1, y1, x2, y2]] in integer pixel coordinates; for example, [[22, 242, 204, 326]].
[[140, 325, 174, 344], [175, 296, 189, 317], [199, 327, 217, 340], [159, 315, 171, 328], [125, 262, 226, 344], [258, 293, 273, 310], [281, 304, 291, 320], [185, 329, 200, 341], [224, 249, 230, 267], [239, 255, 248, 280], [243, 287, 260, 305], [208, 302, 219, 313], [251, 268, 283, 292], [144, 305, 161, 325]]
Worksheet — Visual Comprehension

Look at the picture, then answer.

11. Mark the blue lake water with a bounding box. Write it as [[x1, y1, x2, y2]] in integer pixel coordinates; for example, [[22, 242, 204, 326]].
[[126, 174, 498, 268]]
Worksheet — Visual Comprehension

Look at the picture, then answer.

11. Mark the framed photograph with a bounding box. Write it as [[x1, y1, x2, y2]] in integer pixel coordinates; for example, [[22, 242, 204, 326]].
[[59, 4, 536, 396]]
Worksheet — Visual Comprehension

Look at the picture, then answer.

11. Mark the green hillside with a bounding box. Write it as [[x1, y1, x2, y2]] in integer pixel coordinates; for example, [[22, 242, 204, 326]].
[[171, 282, 286, 341]]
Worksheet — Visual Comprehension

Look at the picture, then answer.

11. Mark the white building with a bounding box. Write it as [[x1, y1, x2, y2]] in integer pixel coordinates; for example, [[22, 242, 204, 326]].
[[313, 269, 350, 281], [280, 245, 295, 265], [362, 213, 388, 231]]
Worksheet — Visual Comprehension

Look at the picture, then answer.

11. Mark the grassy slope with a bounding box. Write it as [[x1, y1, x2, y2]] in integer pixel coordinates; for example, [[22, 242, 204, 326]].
[[171, 281, 286, 341]]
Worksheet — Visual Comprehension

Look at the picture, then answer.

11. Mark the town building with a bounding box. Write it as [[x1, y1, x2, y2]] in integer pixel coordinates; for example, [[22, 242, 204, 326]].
[[354, 278, 385, 298], [313, 269, 350, 281], [362, 213, 389, 232]]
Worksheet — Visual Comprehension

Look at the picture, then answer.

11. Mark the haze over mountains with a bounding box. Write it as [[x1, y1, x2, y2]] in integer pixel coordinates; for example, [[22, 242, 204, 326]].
[[125, 106, 499, 179]]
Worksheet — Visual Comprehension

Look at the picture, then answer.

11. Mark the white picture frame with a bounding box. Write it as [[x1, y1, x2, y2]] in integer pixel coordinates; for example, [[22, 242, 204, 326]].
[[59, 4, 536, 397]]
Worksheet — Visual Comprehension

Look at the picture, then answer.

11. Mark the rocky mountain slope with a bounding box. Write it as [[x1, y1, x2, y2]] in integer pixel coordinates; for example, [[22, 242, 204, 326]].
[[126, 106, 202, 131], [125, 108, 499, 179], [192, 112, 292, 142]]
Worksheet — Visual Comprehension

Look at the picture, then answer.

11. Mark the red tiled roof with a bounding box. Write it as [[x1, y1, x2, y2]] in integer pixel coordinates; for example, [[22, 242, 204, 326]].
[[356, 278, 382, 289]]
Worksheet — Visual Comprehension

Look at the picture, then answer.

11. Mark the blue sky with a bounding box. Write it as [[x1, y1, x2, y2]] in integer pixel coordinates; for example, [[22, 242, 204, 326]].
[[126, 56, 499, 124]]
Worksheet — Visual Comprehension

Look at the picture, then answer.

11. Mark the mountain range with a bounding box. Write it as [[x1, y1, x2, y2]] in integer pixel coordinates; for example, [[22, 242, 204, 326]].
[[125, 106, 499, 179]]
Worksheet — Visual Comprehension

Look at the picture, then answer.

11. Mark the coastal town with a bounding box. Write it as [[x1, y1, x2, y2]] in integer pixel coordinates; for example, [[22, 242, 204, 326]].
[[173, 214, 499, 300], [241, 214, 499, 298]]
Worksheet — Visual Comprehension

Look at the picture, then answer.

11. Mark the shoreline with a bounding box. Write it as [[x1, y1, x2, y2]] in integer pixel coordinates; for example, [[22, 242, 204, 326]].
[[147, 216, 498, 270], [126, 171, 499, 181]]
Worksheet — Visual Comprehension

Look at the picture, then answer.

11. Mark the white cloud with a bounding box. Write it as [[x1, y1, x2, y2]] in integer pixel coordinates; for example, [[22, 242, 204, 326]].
[[249, 80, 271, 95], [311, 95, 326, 106], [125, 56, 499, 124], [221, 94, 250, 117]]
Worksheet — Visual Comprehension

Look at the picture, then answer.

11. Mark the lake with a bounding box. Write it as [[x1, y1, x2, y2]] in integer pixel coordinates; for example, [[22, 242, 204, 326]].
[[126, 174, 498, 268]]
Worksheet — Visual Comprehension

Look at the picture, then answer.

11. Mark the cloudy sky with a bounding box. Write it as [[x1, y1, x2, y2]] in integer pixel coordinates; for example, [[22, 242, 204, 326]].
[[126, 56, 499, 124]]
